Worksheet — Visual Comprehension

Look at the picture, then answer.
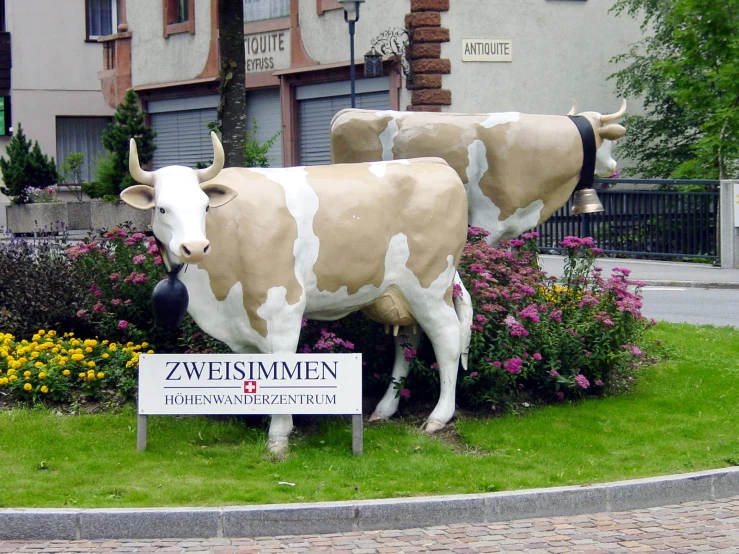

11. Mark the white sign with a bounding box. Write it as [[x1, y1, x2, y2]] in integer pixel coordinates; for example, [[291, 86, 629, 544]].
[[138, 353, 362, 416], [462, 39, 512, 62], [734, 182, 739, 228]]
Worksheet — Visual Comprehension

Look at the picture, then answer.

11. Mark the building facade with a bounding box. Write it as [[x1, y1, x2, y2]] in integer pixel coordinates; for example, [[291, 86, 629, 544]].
[[102, 0, 643, 170], [0, 0, 117, 226], [0, 0, 644, 229]]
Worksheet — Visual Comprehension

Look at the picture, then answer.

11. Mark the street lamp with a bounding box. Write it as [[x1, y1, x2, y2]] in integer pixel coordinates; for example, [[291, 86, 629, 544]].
[[338, 0, 364, 108]]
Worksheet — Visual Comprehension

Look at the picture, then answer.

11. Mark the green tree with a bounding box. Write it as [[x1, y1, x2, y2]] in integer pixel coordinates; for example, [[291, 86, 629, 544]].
[[90, 89, 156, 199], [0, 123, 59, 204], [610, 0, 739, 179]]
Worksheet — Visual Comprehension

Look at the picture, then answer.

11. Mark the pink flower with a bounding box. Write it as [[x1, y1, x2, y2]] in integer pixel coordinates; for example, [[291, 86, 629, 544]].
[[109, 273, 120, 281], [595, 380, 604, 386], [403, 347, 417, 361], [117, 320, 129, 330], [111, 298, 122, 306], [532, 352, 542, 361], [504, 357, 522, 374], [132, 254, 147, 265], [556, 391, 565, 401], [575, 374, 590, 389], [93, 302, 105, 314], [548, 369, 559, 377], [470, 371, 478, 377], [398, 388, 410, 399]]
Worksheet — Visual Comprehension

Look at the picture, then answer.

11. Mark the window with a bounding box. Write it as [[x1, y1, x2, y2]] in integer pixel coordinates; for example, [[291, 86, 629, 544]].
[[163, 0, 195, 36], [56, 117, 112, 184], [167, 0, 189, 24], [244, 0, 289, 23], [86, 0, 118, 40]]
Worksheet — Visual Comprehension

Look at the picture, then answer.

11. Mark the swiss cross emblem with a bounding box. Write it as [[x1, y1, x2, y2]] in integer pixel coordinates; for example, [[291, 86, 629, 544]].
[[243, 380, 257, 394]]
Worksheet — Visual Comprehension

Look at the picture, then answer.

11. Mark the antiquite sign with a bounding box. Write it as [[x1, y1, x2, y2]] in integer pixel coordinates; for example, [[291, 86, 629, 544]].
[[461, 39, 512, 62], [245, 30, 290, 72], [137, 353, 363, 453]]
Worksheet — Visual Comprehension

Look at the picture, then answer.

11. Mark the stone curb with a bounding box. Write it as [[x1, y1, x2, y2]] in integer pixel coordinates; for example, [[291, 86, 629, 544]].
[[641, 280, 739, 290], [2, 467, 738, 540]]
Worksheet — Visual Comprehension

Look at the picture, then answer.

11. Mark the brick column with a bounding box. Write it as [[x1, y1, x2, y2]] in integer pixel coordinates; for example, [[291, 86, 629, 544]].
[[405, 0, 450, 112]]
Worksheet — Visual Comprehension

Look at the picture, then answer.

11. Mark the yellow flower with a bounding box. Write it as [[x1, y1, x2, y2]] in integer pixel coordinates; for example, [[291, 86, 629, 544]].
[[102, 353, 109, 359], [30, 351, 39, 359], [78, 372, 86, 379], [7, 368, 17, 376], [34, 361, 44, 368], [23, 371, 31, 378], [97, 372, 104, 379], [85, 347, 93, 353], [102, 340, 109, 345], [87, 361, 96, 368], [23, 383, 32, 391], [71, 353, 84, 362], [62, 369, 71, 376], [108, 344, 117, 352], [32, 334, 40, 342], [48, 330, 56, 337], [0, 377, 8, 385], [40, 385, 48, 393], [147, 350, 154, 354], [142, 342, 149, 348], [9, 375, 17, 382], [87, 370, 95, 377], [38, 330, 46, 336], [38, 371, 47, 379]]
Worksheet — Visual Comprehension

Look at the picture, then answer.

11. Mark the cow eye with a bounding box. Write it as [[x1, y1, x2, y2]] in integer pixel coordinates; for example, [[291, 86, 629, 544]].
[[159, 207, 166, 214], [206, 205, 210, 213]]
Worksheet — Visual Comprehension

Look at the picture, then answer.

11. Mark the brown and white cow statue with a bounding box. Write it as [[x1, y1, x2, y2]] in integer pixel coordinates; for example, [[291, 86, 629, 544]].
[[122, 132, 472, 455], [329, 101, 627, 245]]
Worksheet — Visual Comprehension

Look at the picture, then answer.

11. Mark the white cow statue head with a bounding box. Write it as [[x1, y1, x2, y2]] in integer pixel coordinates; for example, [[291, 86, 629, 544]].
[[120, 132, 237, 268]]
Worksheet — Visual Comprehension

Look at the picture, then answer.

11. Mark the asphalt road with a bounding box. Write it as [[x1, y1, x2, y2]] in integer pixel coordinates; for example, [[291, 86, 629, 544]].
[[641, 286, 739, 327]]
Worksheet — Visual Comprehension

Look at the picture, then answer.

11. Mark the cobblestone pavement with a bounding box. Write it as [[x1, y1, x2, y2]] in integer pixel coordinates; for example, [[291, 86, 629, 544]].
[[1, 496, 738, 554]]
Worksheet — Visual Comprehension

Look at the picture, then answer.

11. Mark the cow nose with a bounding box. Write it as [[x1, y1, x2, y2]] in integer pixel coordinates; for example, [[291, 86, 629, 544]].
[[180, 240, 210, 263]]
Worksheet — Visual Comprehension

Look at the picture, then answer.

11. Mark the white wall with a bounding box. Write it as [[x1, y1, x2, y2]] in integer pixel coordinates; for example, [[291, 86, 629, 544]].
[[441, 0, 643, 115], [129, 0, 213, 87]]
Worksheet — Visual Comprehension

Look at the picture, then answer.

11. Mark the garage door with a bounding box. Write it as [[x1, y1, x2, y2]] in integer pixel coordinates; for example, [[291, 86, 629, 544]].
[[149, 96, 218, 169], [297, 77, 390, 165]]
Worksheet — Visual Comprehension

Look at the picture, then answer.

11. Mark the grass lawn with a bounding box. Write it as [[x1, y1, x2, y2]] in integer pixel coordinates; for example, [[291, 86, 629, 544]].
[[1, 322, 737, 509]]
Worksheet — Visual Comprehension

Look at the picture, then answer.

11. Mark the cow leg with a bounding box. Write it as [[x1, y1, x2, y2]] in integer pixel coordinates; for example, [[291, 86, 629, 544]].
[[230, 320, 302, 457], [369, 327, 422, 422], [453, 272, 473, 371], [414, 304, 463, 433]]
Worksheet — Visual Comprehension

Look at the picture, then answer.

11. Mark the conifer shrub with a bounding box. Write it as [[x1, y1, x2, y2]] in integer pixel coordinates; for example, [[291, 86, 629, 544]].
[[0, 123, 59, 204], [87, 90, 156, 200]]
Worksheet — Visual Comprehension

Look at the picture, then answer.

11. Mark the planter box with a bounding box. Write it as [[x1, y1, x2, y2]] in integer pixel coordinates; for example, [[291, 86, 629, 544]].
[[6, 202, 151, 234]]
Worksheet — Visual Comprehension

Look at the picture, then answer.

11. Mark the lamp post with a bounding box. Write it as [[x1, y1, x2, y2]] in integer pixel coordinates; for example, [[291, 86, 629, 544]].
[[338, 0, 364, 108]]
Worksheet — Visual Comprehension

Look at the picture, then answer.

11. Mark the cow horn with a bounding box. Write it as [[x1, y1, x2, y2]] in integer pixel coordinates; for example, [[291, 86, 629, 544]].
[[196, 131, 225, 183], [600, 99, 627, 124], [129, 138, 155, 186], [567, 101, 578, 116]]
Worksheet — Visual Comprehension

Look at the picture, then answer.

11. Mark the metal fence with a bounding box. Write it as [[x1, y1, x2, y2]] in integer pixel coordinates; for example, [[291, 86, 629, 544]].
[[535, 179, 721, 261]]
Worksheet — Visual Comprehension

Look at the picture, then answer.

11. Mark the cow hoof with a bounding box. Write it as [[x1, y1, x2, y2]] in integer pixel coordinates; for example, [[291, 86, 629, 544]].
[[368, 412, 389, 423], [267, 438, 289, 458], [422, 419, 445, 434]]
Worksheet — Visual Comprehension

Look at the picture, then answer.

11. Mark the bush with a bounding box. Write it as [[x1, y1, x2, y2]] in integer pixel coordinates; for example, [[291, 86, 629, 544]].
[[449, 229, 653, 410], [0, 235, 87, 339], [0, 226, 652, 413], [0, 330, 148, 407], [0, 123, 59, 204], [65, 225, 180, 350]]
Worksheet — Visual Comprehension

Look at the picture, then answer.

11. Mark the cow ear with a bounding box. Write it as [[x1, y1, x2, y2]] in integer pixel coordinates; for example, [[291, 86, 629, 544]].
[[201, 183, 238, 208], [599, 124, 626, 141], [120, 185, 156, 210]]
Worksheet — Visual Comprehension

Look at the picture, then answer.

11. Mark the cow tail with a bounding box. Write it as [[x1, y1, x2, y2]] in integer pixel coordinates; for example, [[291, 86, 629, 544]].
[[452, 272, 473, 371]]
